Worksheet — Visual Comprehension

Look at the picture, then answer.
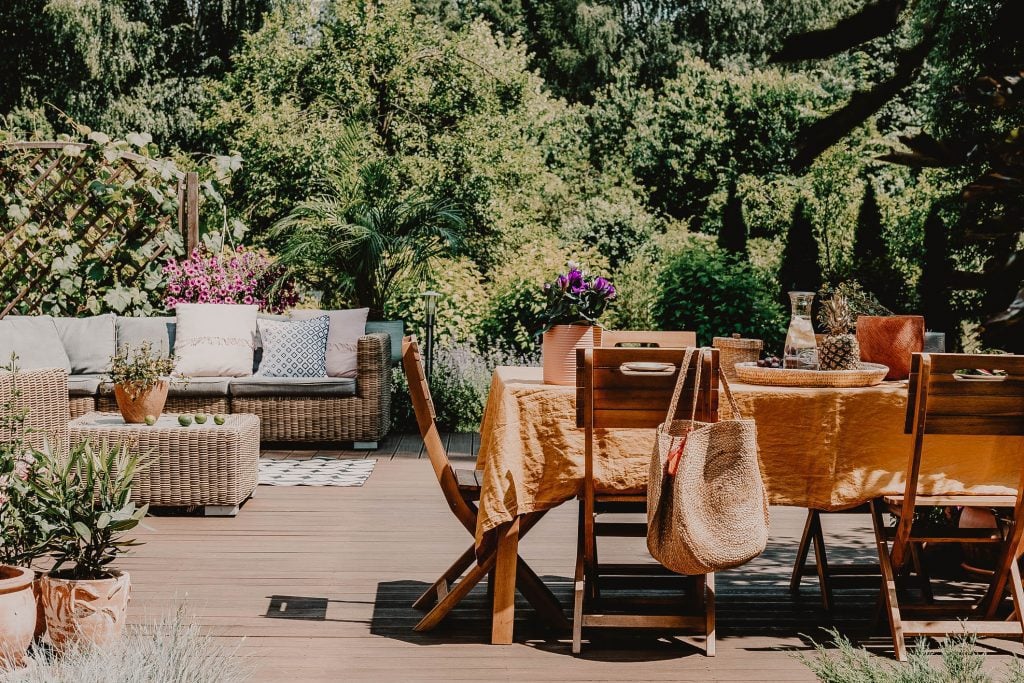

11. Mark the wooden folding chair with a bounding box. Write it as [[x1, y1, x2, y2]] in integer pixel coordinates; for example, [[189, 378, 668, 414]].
[[573, 346, 719, 655], [872, 352, 1024, 660], [602, 330, 697, 349], [402, 337, 569, 633]]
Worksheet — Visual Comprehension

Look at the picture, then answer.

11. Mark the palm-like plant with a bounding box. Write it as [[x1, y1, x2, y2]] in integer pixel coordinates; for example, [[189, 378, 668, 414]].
[[272, 159, 465, 320]]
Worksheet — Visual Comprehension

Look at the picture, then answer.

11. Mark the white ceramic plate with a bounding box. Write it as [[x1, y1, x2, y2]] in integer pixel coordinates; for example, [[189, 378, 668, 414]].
[[621, 362, 674, 373], [953, 373, 1007, 382]]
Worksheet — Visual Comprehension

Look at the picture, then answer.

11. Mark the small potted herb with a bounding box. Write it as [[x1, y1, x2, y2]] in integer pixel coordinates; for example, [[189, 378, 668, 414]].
[[32, 441, 147, 653], [539, 262, 616, 385], [108, 342, 178, 423]]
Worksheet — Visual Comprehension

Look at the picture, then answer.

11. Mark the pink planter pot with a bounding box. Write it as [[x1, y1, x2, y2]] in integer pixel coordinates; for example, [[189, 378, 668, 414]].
[[542, 325, 603, 386], [0, 565, 36, 669], [40, 571, 131, 654]]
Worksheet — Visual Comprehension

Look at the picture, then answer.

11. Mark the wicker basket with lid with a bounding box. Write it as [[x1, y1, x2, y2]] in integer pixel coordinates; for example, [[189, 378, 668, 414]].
[[712, 333, 763, 380]]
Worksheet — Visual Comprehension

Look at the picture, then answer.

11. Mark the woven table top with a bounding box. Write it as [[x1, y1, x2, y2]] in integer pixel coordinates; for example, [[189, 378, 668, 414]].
[[70, 412, 259, 435]]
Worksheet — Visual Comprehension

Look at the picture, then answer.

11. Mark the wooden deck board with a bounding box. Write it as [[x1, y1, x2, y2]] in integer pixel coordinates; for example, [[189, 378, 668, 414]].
[[118, 440, 1024, 681]]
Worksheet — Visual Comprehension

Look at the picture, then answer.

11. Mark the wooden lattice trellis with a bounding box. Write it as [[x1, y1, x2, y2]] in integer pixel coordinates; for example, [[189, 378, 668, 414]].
[[0, 141, 200, 318]]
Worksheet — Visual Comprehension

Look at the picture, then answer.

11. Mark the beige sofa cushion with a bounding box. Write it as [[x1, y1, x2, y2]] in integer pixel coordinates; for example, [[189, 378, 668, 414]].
[[173, 304, 257, 377]]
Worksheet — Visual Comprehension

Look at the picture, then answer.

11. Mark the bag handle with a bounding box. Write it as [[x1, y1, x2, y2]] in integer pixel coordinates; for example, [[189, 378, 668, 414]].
[[663, 347, 697, 424], [686, 347, 705, 426], [663, 348, 704, 478], [717, 368, 743, 418]]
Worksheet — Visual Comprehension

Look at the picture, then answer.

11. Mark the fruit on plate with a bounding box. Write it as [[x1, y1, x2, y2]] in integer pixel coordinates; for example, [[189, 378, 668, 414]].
[[194, 414, 208, 424], [178, 415, 193, 427], [817, 293, 861, 371], [213, 414, 226, 425], [756, 355, 783, 368], [144, 415, 157, 426]]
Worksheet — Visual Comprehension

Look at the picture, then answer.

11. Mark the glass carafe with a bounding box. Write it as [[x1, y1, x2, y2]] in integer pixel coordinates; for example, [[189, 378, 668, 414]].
[[784, 291, 818, 370]]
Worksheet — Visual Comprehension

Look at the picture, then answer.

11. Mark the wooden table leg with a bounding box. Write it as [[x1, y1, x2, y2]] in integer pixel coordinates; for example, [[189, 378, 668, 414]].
[[491, 517, 520, 645]]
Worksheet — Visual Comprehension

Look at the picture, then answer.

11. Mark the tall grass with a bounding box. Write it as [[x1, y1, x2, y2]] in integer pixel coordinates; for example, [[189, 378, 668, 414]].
[[800, 629, 1024, 683], [2, 607, 249, 683]]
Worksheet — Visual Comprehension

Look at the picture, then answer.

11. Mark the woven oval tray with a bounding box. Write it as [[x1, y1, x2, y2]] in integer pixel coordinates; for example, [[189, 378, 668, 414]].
[[734, 362, 889, 388]]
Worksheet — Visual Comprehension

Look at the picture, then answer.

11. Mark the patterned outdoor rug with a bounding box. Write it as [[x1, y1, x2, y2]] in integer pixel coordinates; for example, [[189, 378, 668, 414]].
[[258, 457, 376, 487]]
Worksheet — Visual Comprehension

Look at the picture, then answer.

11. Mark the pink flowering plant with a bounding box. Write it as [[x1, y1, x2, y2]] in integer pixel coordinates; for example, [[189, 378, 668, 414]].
[[163, 246, 299, 313], [539, 261, 617, 333]]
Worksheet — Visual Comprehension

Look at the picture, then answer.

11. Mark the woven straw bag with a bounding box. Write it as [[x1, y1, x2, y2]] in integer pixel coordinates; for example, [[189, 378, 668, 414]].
[[647, 348, 769, 575]]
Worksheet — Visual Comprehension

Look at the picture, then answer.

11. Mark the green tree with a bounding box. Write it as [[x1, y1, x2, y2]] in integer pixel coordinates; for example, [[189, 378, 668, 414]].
[[777, 198, 822, 299], [852, 182, 906, 310], [210, 0, 565, 264], [717, 180, 747, 255], [918, 204, 956, 347], [272, 158, 465, 320], [0, 0, 270, 148]]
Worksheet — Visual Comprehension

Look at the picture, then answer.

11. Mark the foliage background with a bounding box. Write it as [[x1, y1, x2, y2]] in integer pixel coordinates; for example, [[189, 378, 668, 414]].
[[2, 0, 1020, 425]]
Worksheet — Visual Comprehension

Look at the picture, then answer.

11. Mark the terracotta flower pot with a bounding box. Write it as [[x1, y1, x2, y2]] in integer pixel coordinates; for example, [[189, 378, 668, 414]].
[[40, 571, 131, 653], [542, 324, 603, 386], [31, 573, 45, 641], [114, 380, 168, 424], [959, 506, 999, 576], [0, 565, 36, 669]]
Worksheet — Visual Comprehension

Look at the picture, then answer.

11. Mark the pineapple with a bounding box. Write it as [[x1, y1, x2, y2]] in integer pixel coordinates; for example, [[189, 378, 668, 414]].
[[818, 294, 861, 371]]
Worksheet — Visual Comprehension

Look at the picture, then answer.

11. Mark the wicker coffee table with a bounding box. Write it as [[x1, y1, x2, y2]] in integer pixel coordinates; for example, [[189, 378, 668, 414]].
[[68, 412, 260, 516]]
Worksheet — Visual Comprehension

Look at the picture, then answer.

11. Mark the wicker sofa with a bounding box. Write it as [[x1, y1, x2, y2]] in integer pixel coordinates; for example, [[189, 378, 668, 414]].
[[0, 314, 392, 448]]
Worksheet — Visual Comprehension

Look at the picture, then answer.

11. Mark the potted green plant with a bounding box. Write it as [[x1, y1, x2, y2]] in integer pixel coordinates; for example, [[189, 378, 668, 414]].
[[31, 441, 147, 653], [0, 448, 51, 655], [0, 368, 47, 667], [539, 262, 617, 386], [108, 342, 177, 423]]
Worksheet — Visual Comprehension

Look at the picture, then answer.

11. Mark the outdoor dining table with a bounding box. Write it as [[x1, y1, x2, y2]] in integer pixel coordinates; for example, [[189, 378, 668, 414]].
[[475, 365, 1023, 645]]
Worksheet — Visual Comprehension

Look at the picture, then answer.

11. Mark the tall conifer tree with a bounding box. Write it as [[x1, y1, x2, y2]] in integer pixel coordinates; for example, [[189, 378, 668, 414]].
[[777, 198, 822, 304]]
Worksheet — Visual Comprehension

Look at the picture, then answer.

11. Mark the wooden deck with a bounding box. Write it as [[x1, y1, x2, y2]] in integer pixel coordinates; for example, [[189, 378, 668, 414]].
[[120, 433, 1024, 682]]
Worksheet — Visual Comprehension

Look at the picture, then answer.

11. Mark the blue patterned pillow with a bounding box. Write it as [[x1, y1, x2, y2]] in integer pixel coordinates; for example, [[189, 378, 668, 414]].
[[256, 316, 330, 377]]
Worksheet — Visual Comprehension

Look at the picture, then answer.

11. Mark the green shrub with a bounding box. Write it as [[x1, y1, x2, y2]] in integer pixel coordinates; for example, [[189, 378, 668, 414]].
[[385, 257, 490, 345], [559, 183, 660, 269], [604, 221, 692, 332], [655, 240, 787, 351], [391, 342, 537, 433], [478, 238, 608, 356]]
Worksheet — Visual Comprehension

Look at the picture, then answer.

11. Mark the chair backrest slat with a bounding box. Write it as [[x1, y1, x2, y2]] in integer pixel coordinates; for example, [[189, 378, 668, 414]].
[[401, 336, 450, 481], [576, 348, 719, 429], [906, 353, 1024, 437], [401, 335, 479, 534], [602, 330, 697, 349]]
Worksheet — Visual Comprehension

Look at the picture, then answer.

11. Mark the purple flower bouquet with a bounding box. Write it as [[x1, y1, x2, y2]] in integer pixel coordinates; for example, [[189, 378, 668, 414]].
[[539, 262, 616, 333]]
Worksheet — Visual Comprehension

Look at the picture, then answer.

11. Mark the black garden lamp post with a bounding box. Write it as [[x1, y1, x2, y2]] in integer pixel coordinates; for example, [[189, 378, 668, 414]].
[[421, 290, 441, 380]]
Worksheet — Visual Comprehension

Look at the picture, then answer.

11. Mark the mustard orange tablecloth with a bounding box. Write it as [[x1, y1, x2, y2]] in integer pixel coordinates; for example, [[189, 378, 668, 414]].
[[474, 366, 1024, 545]]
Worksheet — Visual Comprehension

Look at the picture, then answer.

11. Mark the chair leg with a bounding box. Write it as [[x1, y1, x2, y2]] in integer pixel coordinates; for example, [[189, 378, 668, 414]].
[[516, 557, 570, 633], [705, 572, 716, 657], [572, 528, 586, 655], [909, 542, 933, 603], [808, 511, 833, 611], [871, 500, 907, 661], [412, 544, 476, 610], [414, 552, 496, 632], [1010, 561, 1024, 645], [790, 509, 816, 593]]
